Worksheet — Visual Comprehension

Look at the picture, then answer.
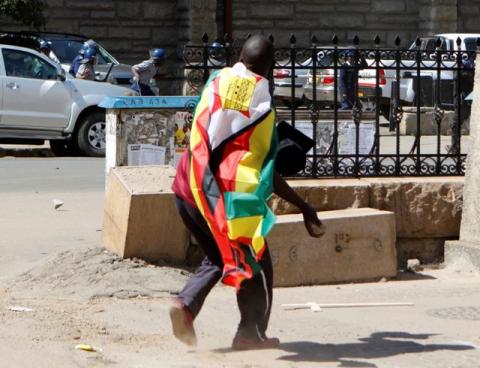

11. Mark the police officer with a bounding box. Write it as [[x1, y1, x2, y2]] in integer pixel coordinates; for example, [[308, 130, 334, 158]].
[[39, 40, 60, 63], [339, 48, 367, 110], [76, 47, 97, 80], [69, 39, 97, 77], [131, 48, 166, 96]]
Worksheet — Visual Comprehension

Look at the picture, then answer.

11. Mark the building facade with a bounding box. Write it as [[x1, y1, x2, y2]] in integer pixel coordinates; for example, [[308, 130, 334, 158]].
[[0, 0, 478, 94]]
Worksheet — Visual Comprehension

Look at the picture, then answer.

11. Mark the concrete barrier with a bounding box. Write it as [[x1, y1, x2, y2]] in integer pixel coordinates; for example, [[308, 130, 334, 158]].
[[399, 107, 468, 136], [102, 165, 189, 264], [268, 208, 397, 287]]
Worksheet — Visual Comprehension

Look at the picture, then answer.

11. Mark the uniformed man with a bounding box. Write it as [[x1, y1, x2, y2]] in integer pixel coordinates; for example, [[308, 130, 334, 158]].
[[76, 47, 96, 81], [39, 40, 60, 64], [339, 48, 367, 110], [69, 39, 97, 77], [131, 48, 166, 96]]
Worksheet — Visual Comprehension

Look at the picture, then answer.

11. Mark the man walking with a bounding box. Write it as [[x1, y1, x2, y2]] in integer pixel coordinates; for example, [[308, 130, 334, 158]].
[[170, 34, 325, 350], [131, 48, 166, 96]]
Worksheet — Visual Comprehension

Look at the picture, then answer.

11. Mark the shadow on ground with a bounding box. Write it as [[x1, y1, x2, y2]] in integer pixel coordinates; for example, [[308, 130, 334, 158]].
[[276, 331, 474, 367]]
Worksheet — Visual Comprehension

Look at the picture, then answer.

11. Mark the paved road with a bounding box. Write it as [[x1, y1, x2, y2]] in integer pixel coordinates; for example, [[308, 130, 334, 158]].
[[0, 156, 105, 192], [0, 156, 105, 280]]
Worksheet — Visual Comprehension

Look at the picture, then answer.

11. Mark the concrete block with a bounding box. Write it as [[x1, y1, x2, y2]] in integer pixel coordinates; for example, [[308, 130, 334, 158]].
[[400, 109, 468, 136], [365, 177, 464, 238], [268, 208, 397, 287], [270, 179, 370, 215], [445, 240, 480, 272], [102, 166, 189, 264]]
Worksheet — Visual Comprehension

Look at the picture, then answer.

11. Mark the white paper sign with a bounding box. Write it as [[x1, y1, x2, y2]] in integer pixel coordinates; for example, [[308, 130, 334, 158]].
[[127, 144, 166, 166], [338, 122, 375, 155]]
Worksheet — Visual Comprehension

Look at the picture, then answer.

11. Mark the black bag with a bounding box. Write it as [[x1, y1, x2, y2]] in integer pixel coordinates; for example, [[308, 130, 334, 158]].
[[275, 121, 315, 176]]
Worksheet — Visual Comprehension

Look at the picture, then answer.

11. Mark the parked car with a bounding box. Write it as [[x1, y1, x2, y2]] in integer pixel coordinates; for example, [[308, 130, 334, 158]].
[[380, 33, 480, 112], [303, 49, 383, 110], [0, 44, 131, 156], [0, 31, 135, 87], [273, 59, 310, 108]]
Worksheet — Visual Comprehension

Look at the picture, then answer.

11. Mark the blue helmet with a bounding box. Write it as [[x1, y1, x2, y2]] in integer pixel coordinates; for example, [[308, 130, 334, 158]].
[[211, 42, 223, 49], [82, 47, 97, 62], [39, 40, 50, 51], [151, 48, 166, 61], [80, 39, 97, 55]]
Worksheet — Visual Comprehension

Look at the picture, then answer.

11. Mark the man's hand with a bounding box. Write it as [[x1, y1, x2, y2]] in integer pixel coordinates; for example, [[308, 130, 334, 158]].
[[301, 204, 326, 238]]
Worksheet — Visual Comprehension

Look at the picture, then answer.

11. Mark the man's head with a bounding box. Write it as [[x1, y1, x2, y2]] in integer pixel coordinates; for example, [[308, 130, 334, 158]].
[[151, 48, 166, 67], [39, 40, 50, 55], [239, 34, 274, 78]]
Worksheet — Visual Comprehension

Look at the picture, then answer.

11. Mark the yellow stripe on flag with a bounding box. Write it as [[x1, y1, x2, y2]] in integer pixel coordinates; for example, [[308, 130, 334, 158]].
[[234, 111, 275, 193], [227, 215, 265, 254]]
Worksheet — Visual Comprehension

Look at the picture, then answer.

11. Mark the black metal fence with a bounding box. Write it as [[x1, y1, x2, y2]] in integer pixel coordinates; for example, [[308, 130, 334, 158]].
[[183, 33, 478, 177]]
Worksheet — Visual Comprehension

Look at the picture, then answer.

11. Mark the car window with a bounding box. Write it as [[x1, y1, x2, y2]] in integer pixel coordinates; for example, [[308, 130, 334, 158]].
[[49, 39, 84, 63], [2, 48, 57, 80], [48, 39, 116, 65], [464, 38, 478, 52]]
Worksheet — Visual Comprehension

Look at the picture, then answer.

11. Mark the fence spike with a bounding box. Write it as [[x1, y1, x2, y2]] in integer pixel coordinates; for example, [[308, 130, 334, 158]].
[[435, 37, 442, 48], [332, 34, 339, 45], [311, 34, 318, 45], [268, 34, 274, 43], [202, 33, 209, 43], [415, 36, 421, 47], [290, 34, 296, 45], [394, 35, 401, 46], [374, 34, 381, 45], [353, 35, 360, 45], [456, 36, 462, 47]]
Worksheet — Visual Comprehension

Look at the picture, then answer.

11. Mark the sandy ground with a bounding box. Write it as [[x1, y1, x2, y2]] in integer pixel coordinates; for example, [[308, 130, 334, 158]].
[[1, 155, 479, 367], [0, 245, 480, 368]]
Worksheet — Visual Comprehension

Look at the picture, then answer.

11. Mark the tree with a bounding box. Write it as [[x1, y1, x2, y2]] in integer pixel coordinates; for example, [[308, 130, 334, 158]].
[[0, 0, 46, 29]]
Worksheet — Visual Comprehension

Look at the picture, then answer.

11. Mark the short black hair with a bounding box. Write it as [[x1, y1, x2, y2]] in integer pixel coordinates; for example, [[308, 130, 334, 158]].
[[239, 34, 274, 77]]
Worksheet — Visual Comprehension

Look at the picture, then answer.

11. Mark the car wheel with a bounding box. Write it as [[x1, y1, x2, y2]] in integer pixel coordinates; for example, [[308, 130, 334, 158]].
[[49, 140, 79, 157], [77, 111, 106, 157]]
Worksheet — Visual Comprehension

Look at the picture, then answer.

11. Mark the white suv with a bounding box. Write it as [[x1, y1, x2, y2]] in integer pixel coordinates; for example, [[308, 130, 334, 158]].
[[0, 44, 131, 156]]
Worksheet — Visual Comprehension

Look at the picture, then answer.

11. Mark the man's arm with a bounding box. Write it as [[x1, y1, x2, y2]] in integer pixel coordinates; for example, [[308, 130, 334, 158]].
[[131, 65, 140, 82], [274, 172, 325, 238]]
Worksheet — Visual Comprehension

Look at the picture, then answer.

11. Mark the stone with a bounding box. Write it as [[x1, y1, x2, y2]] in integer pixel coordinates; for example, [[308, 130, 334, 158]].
[[269, 179, 370, 215], [445, 240, 480, 271], [399, 108, 464, 136], [102, 166, 189, 264], [365, 177, 464, 238], [268, 208, 397, 287], [407, 258, 422, 272], [445, 49, 480, 272]]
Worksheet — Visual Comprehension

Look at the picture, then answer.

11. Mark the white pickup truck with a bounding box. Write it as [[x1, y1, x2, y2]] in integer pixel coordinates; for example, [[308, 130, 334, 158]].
[[0, 44, 131, 156], [379, 33, 479, 114]]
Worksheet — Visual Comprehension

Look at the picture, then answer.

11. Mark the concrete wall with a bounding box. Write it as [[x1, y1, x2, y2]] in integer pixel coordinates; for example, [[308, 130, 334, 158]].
[[0, 0, 213, 94], [230, 0, 464, 47], [1, 0, 477, 92], [458, 0, 480, 33], [270, 177, 465, 268]]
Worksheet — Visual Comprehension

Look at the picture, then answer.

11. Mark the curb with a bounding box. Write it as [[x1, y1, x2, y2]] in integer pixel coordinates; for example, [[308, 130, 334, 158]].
[[0, 148, 55, 158]]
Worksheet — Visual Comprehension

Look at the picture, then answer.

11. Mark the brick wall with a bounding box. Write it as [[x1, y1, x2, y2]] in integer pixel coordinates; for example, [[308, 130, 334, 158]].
[[458, 0, 480, 33], [0, 0, 190, 94], [230, 0, 471, 47], [0, 0, 478, 93]]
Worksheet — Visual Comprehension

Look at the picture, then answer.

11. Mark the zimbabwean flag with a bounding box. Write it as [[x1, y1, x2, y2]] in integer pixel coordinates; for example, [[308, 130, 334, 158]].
[[189, 62, 277, 289]]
